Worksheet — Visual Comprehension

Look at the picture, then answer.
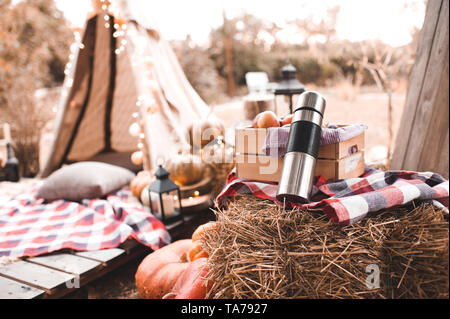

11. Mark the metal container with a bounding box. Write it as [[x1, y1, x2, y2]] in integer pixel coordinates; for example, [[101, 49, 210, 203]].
[[276, 91, 326, 203]]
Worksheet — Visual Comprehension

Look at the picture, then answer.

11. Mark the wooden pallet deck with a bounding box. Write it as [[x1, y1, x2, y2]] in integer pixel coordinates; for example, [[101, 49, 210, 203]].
[[0, 208, 215, 299]]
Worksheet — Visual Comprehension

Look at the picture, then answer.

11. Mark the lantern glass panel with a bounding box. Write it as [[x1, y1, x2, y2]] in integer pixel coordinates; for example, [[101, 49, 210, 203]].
[[149, 189, 181, 221], [274, 94, 301, 117]]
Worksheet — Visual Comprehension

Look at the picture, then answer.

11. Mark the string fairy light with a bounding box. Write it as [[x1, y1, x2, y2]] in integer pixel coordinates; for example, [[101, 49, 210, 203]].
[[128, 122, 141, 137]]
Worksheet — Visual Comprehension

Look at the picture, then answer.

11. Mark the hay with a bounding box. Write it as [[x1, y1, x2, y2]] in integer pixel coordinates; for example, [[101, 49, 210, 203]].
[[204, 196, 449, 299]]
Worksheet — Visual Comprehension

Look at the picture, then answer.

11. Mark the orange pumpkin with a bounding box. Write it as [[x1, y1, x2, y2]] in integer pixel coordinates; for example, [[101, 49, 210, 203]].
[[130, 170, 152, 198], [135, 239, 193, 299], [171, 257, 212, 299], [188, 241, 209, 262], [187, 221, 219, 261], [165, 154, 204, 186], [192, 222, 218, 242]]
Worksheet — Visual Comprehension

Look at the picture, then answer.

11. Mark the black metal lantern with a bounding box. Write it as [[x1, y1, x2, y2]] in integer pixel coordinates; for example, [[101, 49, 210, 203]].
[[147, 165, 184, 224], [274, 60, 305, 115]]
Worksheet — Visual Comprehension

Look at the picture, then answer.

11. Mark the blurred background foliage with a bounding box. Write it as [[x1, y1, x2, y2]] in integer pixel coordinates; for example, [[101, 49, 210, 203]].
[[0, 0, 72, 176], [173, 8, 420, 103]]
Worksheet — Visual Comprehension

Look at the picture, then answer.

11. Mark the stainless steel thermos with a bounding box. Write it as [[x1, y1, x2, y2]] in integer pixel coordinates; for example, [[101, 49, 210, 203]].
[[276, 91, 326, 203]]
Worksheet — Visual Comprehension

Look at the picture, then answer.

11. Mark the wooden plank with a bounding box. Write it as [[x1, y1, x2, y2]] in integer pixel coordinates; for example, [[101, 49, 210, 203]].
[[335, 151, 365, 180], [416, 46, 449, 177], [235, 127, 269, 155], [0, 276, 45, 299], [402, 0, 449, 171], [236, 152, 364, 183], [0, 260, 74, 292], [436, 130, 449, 178], [28, 253, 101, 275], [335, 133, 365, 159], [391, 0, 444, 168], [50, 244, 147, 298], [119, 239, 140, 253], [75, 248, 125, 263], [61, 243, 151, 299], [391, 0, 446, 169]]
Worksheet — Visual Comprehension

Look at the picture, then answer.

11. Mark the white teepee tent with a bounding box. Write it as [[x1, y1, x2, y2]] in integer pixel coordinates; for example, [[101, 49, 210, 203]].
[[40, 0, 211, 177]]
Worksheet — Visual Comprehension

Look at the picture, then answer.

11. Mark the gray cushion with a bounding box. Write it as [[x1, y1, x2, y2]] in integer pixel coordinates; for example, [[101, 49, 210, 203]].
[[37, 161, 135, 202]]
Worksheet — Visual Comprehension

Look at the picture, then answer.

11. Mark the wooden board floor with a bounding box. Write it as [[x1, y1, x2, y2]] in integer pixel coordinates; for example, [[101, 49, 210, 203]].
[[0, 208, 215, 299]]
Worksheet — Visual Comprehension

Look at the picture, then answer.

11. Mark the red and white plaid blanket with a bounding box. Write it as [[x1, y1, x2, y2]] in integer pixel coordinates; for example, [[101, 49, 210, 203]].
[[0, 184, 170, 258], [216, 169, 449, 225]]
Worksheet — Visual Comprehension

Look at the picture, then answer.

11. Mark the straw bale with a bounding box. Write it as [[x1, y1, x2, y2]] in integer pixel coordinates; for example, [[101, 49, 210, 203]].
[[204, 196, 448, 299]]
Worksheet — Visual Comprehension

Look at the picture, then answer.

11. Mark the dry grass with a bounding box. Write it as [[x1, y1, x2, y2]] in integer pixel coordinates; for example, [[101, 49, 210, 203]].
[[204, 196, 449, 299]]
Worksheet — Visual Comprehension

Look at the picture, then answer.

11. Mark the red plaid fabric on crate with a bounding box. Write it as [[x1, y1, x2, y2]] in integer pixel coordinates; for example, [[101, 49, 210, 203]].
[[216, 169, 449, 225], [0, 184, 170, 258]]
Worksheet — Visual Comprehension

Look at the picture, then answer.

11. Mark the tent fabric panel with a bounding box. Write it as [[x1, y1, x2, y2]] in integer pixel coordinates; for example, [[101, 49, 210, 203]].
[[147, 36, 207, 124], [40, 5, 215, 176], [156, 39, 209, 118], [110, 48, 140, 152], [125, 24, 191, 168], [144, 111, 181, 167], [67, 14, 112, 161], [117, 0, 209, 118], [39, 17, 98, 177]]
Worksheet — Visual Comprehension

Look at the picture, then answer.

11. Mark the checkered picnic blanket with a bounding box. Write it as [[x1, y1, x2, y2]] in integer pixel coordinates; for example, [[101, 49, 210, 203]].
[[0, 183, 170, 258], [216, 169, 449, 225]]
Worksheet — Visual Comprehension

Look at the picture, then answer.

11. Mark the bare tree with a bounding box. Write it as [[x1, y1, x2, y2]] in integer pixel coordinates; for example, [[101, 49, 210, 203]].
[[0, 0, 71, 176], [354, 41, 415, 167]]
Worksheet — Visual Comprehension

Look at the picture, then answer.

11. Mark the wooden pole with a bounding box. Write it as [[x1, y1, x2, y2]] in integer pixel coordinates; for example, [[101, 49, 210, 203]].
[[391, 0, 449, 178], [223, 11, 235, 97]]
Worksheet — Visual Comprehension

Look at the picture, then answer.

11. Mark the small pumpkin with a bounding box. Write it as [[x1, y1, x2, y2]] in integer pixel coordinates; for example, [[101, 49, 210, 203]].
[[192, 222, 218, 242], [140, 187, 150, 206], [187, 222, 218, 262], [188, 241, 209, 262], [171, 257, 212, 299], [130, 170, 153, 198], [165, 154, 204, 186], [135, 239, 194, 299]]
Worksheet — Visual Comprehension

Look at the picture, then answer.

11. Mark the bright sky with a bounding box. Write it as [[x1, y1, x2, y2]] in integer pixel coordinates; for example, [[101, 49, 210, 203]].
[[55, 0, 426, 47]]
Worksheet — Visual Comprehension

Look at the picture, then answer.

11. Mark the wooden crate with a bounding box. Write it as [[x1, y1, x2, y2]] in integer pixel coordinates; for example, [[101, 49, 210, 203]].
[[235, 126, 365, 182], [235, 126, 364, 159], [236, 152, 364, 182]]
